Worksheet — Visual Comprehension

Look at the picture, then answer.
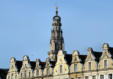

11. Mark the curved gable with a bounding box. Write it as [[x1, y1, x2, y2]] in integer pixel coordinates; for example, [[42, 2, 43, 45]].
[[54, 50, 69, 76]]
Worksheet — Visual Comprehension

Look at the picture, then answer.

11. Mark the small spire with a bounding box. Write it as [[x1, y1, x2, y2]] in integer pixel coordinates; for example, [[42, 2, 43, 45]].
[[56, 6, 58, 16]]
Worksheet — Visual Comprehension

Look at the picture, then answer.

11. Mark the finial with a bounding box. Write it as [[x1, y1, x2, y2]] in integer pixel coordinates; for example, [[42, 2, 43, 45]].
[[56, 6, 58, 10], [56, 6, 58, 16]]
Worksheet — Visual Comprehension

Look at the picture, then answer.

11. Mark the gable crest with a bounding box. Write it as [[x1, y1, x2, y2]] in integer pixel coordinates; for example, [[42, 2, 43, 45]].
[[86, 48, 95, 61], [58, 50, 65, 56], [72, 50, 79, 56], [23, 55, 29, 61], [72, 50, 81, 63], [45, 58, 51, 67], [10, 57, 16, 63], [103, 43, 109, 52], [36, 59, 41, 68]]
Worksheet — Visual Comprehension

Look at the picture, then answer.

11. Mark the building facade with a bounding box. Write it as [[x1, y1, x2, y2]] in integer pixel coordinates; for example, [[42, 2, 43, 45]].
[[5, 7, 113, 79]]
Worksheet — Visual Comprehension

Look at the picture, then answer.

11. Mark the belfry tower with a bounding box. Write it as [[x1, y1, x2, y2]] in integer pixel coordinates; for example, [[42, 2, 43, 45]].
[[48, 6, 64, 61]]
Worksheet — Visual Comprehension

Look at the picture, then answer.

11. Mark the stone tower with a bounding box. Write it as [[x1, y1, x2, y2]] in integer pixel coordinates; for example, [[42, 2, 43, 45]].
[[48, 6, 64, 61]]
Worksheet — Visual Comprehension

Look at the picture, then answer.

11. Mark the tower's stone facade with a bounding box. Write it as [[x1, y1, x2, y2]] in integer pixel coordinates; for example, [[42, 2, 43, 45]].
[[48, 7, 64, 61]]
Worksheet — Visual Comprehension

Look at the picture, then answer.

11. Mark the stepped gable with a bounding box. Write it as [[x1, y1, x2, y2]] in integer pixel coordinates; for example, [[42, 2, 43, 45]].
[[16, 61, 22, 72], [79, 55, 87, 64], [93, 51, 102, 62], [65, 54, 72, 65], [0, 69, 8, 79]]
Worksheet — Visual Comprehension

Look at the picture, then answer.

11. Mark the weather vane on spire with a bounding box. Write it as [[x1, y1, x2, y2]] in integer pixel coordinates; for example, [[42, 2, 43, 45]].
[[56, 6, 58, 16]]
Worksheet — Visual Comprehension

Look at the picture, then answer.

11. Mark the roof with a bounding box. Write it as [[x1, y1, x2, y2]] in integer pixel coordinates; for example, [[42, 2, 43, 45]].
[[16, 61, 22, 72], [40, 62, 46, 69], [0, 69, 8, 79], [109, 47, 113, 58], [30, 61, 36, 70], [79, 55, 87, 64], [50, 61, 56, 68], [65, 54, 72, 65], [93, 51, 102, 62]]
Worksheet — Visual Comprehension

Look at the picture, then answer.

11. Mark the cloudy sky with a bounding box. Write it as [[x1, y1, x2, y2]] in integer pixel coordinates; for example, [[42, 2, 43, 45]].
[[0, 0, 113, 68]]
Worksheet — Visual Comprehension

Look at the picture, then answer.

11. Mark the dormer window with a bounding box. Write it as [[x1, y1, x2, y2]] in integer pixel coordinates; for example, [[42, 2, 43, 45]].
[[29, 71, 30, 77], [47, 68, 50, 75], [37, 70, 39, 76], [11, 74, 13, 79], [104, 60, 107, 68], [74, 64, 77, 72], [60, 65, 62, 73], [21, 73, 22, 78], [88, 62, 91, 70]]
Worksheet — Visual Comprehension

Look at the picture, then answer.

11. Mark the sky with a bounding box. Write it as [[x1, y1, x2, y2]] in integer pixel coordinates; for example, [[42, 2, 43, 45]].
[[0, 0, 113, 68]]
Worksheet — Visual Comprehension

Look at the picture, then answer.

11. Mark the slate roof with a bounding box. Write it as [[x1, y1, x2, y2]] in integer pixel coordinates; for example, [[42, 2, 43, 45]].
[[40, 62, 46, 69], [30, 61, 36, 70], [109, 47, 113, 58], [50, 61, 56, 68], [93, 51, 102, 62], [65, 54, 72, 65], [0, 69, 8, 79], [16, 61, 22, 72], [79, 55, 87, 64]]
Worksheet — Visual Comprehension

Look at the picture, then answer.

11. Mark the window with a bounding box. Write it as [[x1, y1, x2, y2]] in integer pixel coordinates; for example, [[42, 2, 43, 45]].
[[104, 60, 107, 68], [60, 65, 62, 73], [85, 76, 89, 79], [15, 75, 17, 79], [47, 68, 49, 75], [108, 74, 112, 79], [8, 76, 10, 79], [24, 71, 26, 78], [88, 62, 91, 70], [21, 73, 22, 78], [29, 72, 30, 77], [100, 75, 104, 79], [92, 76, 96, 79], [37, 70, 39, 76], [11, 74, 13, 79], [74, 64, 77, 72], [78, 77, 81, 79]]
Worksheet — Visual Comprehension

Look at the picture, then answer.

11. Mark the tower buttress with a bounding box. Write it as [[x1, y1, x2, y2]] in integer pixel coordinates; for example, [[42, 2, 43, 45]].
[[48, 6, 64, 61]]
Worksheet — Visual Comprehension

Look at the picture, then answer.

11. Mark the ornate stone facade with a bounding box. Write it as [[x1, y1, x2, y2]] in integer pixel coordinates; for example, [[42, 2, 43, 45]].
[[4, 7, 113, 79]]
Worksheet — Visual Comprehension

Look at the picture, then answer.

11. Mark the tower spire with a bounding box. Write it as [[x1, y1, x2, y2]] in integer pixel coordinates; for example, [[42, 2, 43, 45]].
[[48, 7, 64, 61]]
